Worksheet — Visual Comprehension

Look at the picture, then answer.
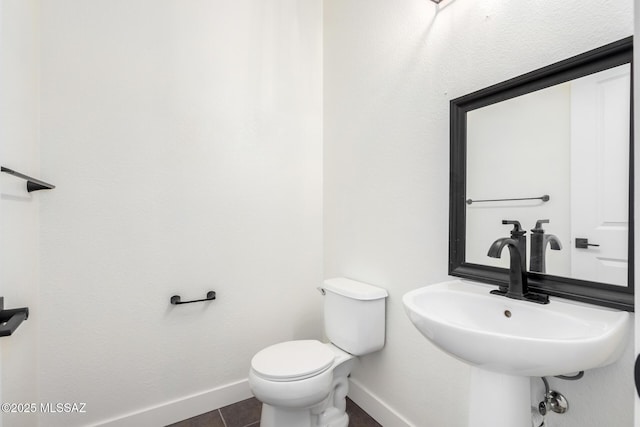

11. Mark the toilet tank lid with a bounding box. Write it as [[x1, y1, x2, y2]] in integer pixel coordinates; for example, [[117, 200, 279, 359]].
[[322, 277, 388, 300]]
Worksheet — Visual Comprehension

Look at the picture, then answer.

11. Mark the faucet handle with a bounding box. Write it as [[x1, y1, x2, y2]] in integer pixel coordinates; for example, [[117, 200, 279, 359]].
[[501, 220, 525, 236], [533, 219, 550, 231]]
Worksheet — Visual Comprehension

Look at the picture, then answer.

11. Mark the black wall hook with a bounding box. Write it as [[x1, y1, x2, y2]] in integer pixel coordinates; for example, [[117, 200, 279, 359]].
[[170, 291, 216, 305]]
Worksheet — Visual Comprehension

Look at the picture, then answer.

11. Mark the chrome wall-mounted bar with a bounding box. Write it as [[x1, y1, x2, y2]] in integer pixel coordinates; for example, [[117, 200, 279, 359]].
[[1, 166, 55, 192], [466, 194, 550, 205], [170, 291, 216, 305]]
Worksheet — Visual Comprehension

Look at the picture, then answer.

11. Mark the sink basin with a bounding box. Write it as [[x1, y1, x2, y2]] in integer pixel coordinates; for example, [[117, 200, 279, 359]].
[[404, 279, 630, 427], [403, 279, 630, 377]]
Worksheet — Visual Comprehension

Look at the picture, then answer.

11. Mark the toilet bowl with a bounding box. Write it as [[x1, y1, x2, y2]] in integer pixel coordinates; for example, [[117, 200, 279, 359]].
[[249, 340, 355, 427], [248, 278, 388, 427]]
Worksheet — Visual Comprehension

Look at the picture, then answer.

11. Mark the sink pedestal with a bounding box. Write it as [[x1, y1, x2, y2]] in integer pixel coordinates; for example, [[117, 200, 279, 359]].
[[468, 367, 530, 427]]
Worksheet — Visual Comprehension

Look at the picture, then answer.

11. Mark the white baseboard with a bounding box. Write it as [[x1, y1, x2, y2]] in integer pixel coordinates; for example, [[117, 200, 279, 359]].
[[94, 379, 253, 427], [348, 378, 414, 427], [93, 377, 409, 427]]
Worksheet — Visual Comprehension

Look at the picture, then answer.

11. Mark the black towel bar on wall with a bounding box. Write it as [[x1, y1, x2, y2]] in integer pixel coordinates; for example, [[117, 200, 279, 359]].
[[1, 166, 55, 192], [0, 297, 29, 337], [170, 291, 216, 305]]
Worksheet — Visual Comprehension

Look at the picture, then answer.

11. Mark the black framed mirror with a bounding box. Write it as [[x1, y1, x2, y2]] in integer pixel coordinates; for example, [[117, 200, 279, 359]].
[[449, 37, 634, 311]]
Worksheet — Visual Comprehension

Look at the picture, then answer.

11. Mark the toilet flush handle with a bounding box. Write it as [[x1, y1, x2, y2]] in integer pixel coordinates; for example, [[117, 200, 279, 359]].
[[317, 287, 326, 296]]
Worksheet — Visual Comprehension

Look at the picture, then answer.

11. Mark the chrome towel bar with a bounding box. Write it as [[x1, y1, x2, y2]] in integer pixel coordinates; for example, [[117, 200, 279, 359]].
[[466, 194, 549, 205]]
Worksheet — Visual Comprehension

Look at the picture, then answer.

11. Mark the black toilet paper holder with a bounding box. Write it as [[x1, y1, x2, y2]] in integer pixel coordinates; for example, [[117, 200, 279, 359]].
[[0, 297, 29, 337]]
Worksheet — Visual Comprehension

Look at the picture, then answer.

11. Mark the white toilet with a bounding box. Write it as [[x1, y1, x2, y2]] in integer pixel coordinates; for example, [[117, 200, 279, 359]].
[[248, 277, 388, 427]]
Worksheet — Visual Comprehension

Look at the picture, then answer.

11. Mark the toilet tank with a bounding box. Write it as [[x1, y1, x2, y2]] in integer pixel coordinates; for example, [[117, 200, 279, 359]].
[[322, 278, 388, 356]]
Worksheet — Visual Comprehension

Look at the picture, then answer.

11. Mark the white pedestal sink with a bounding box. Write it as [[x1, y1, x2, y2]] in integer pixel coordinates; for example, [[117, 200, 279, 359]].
[[403, 279, 630, 427]]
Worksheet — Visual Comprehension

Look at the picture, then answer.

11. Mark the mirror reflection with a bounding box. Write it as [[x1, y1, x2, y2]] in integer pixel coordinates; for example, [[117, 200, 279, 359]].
[[465, 64, 631, 286]]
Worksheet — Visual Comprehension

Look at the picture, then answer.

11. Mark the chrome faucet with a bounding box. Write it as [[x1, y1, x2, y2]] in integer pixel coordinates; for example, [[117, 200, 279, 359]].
[[529, 219, 562, 274], [487, 220, 549, 304]]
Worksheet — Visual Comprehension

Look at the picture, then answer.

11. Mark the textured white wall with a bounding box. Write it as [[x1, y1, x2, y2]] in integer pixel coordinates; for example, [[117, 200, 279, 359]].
[[38, 1, 323, 425], [323, 0, 633, 426], [0, 2, 40, 427]]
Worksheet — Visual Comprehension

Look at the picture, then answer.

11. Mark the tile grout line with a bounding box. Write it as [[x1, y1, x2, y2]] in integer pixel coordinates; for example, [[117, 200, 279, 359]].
[[218, 409, 228, 427]]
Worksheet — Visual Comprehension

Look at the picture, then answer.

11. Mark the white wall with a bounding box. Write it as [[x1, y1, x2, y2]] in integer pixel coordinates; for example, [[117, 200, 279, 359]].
[[0, 1, 41, 427], [323, 0, 634, 426], [37, 1, 323, 426]]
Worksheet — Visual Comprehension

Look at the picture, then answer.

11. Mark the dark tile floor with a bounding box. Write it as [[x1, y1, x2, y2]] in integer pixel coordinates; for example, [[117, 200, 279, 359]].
[[166, 396, 382, 427]]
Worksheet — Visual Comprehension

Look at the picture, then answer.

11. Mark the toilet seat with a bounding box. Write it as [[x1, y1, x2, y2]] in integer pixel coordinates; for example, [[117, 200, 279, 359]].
[[251, 340, 335, 382]]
